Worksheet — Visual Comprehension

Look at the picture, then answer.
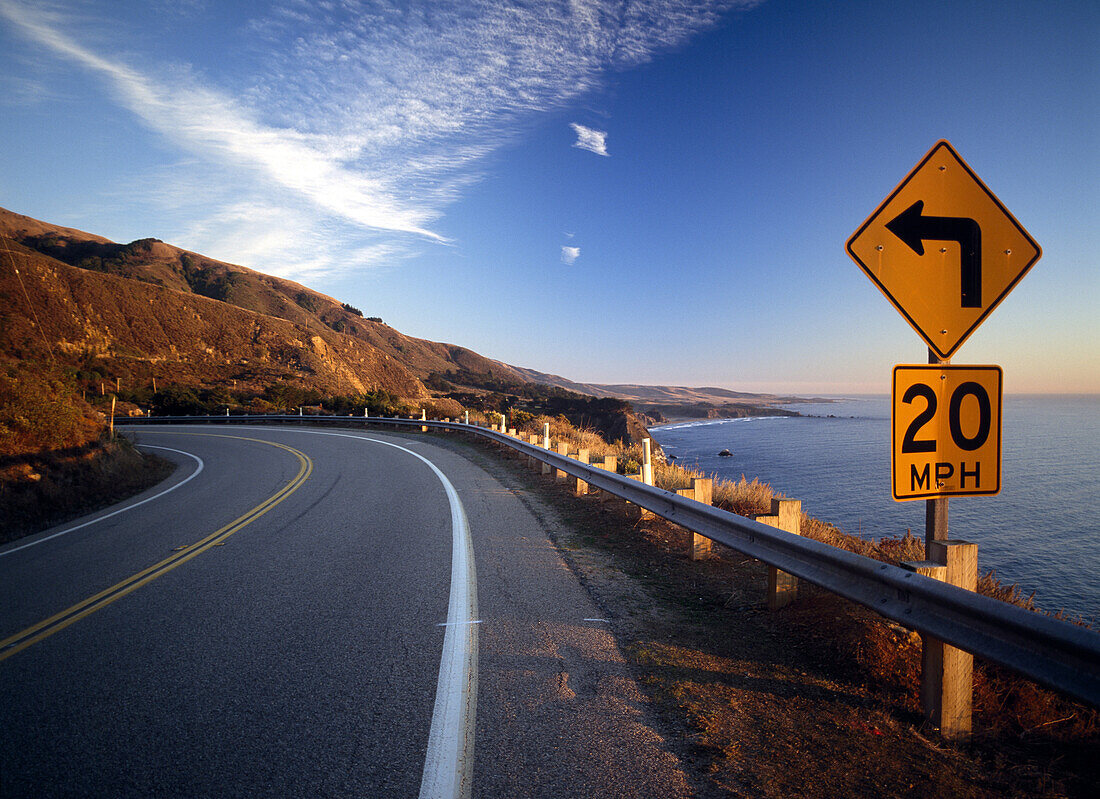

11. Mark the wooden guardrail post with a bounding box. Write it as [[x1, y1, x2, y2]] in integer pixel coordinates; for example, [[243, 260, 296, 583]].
[[574, 449, 590, 495], [637, 439, 656, 519], [904, 540, 978, 741], [754, 499, 801, 610], [526, 434, 540, 469], [676, 478, 714, 560], [541, 424, 552, 475], [586, 455, 616, 495], [555, 442, 570, 481]]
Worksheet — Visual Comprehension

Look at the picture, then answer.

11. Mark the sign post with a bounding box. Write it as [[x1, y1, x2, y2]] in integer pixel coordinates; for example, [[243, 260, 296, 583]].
[[847, 140, 1039, 740]]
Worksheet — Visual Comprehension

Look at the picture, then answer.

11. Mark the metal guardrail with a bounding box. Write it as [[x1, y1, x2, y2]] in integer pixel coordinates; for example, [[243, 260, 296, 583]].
[[123, 413, 1100, 708]]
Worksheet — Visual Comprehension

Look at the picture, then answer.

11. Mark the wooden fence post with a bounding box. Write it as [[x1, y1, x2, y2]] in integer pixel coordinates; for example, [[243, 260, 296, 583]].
[[754, 499, 801, 610]]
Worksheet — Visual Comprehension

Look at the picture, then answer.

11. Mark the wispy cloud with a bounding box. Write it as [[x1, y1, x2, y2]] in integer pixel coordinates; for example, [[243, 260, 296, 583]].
[[0, 0, 441, 243], [570, 123, 609, 157], [561, 246, 581, 265], [1, 0, 758, 277]]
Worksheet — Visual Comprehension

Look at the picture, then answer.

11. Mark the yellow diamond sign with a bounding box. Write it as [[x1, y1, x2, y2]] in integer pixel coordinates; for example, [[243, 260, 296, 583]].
[[847, 140, 1041, 359]]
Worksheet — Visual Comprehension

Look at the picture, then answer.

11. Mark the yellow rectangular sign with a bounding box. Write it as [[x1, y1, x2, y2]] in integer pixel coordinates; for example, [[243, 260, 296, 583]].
[[892, 365, 1002, 501]]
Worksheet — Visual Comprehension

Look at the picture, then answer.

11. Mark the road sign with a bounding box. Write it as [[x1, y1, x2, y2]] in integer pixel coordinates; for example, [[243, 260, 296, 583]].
[[892, 364, 1002, 501], [848, 141, 1041, 359]]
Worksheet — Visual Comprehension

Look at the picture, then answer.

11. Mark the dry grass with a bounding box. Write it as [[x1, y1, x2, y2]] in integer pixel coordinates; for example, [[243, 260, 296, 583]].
[[0, 361, 102, 456], [517, 416, 1011, 592], [0, 436, 175, 544]]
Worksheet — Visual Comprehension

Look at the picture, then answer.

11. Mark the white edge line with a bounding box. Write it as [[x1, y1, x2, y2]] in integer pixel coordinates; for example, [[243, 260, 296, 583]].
[[0, 444, 204, 558], [258, 428, 478, 799]]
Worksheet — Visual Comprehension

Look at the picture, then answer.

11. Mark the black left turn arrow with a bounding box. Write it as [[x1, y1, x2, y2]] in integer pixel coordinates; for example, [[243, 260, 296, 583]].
[[886, 200, 982, 308]]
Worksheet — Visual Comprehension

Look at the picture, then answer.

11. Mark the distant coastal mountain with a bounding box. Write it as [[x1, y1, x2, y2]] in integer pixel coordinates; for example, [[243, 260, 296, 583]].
[[0, 206, 798, 429], [508, 369, 815, 422]]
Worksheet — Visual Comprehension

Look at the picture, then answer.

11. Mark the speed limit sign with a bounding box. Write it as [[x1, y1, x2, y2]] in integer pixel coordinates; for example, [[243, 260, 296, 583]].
[[892, 365, 1003, 501]]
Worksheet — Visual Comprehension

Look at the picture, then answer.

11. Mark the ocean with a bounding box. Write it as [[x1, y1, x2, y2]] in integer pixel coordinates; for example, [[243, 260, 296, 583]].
[[650, 395, 1100, 623]]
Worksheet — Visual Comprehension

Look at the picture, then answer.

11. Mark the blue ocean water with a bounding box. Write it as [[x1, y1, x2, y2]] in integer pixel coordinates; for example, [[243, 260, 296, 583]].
[[650, 395, 1100, 623]]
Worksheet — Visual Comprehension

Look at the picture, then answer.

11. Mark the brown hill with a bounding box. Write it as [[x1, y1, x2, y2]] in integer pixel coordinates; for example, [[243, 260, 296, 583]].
[[0, 206, 797, 439], [0, 236, 426, 399], [0, 207, 529, 388]]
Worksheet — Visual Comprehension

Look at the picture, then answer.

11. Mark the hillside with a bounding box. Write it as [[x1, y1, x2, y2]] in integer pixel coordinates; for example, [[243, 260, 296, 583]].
[[0, 206, 800, 439], [0, 237, 427, 400], [0, 207, 529, 388]]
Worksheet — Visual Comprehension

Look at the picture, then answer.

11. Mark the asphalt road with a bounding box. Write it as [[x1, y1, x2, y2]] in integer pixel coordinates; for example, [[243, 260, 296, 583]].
[[0, 425, 693, 798]]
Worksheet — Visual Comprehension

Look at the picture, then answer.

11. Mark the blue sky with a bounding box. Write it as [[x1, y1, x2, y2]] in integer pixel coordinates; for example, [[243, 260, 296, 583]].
[[1, 0, 1096, 394]]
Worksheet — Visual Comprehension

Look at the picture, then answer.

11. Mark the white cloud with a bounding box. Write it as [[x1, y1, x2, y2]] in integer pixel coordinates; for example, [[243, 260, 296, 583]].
[[1, 0, 759, 277], [561, 246, 581, 265], [0, 0, 442, 243], [570, 123, 609, 157]]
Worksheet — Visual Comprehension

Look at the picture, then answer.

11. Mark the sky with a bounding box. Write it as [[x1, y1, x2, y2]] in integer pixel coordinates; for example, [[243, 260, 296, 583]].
[[1, 0, 1096, 395]]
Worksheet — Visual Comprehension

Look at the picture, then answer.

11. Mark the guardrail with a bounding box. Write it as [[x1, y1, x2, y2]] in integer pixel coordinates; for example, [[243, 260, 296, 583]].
[[122, 413, 1100, 713]]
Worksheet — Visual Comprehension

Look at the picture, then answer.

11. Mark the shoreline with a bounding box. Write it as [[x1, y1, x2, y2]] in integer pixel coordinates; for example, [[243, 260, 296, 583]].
[[649, 409, 802, 428]]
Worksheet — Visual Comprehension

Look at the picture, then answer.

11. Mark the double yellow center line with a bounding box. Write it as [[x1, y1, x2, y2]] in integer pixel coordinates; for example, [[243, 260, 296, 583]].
[[0, 435, 313, 662]]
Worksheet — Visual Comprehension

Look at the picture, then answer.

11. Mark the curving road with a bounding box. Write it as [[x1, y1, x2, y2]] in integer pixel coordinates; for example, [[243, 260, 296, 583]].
[[0, 425, 694, 798]]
